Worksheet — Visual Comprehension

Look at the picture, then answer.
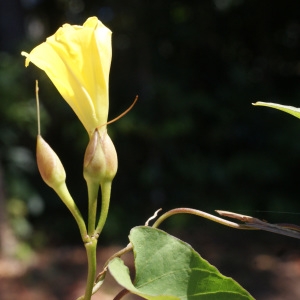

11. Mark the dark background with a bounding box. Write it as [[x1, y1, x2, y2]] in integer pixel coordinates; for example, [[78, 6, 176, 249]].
[[1, 0, 300, 249]]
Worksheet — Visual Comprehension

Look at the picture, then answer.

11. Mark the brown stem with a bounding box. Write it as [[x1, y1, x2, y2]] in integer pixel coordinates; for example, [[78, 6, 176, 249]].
[[113, 289, 130, 300]]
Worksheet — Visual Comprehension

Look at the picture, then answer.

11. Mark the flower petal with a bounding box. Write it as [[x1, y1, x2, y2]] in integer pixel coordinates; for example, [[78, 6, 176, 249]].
[[22, 17, 112, 135]]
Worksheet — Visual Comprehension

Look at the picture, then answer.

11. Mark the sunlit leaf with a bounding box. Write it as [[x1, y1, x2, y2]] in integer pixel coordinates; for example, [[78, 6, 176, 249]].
[[108, 226, 254, 299], [253, 101, 300, 119]]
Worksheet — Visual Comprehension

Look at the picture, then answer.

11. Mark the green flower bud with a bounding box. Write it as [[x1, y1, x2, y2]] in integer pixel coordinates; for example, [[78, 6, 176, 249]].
[[37, 135, 87, 240], [83, 128, 118, 185], [36, 134, 66, 189]]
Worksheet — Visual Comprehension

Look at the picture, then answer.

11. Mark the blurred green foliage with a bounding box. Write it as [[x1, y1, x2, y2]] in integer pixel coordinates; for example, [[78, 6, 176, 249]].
[[1, 0, 300, 246]]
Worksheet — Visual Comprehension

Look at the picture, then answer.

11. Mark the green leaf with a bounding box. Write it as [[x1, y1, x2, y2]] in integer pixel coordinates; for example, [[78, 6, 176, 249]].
[[253, 101, 300, 119], [108, 226, 254, 299], [109, 258, 178, 300]]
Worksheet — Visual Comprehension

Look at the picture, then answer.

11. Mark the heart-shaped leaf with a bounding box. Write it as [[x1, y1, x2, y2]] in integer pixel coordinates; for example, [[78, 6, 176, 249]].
[[253, 101, 300, 119], [108, 226, 254, 299]]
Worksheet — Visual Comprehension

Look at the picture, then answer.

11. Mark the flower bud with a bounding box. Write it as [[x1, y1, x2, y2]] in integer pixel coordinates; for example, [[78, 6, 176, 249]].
[[83, 129, 118, 185], [36, 135, 66, 189]]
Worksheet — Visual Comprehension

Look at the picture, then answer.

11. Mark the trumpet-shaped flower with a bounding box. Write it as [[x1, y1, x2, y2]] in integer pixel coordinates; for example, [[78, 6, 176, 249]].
[[22, 17, 112, 136]]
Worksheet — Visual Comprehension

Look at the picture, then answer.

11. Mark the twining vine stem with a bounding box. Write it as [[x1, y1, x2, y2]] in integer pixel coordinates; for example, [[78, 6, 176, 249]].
[[88, 207, 256, 297]]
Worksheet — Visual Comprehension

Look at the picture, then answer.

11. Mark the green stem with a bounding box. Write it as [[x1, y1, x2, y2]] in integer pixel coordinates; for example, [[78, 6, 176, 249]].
[[56, 183, 88, 242], [152, 208, 254, 230], [84, 237, 97, 300], [88, 243, 132, 297], [95, 181, 112, 236], [86, 180, 99, 236]]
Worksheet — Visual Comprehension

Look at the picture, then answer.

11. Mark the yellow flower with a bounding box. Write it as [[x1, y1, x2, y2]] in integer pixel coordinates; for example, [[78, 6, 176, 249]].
[[21, 17, 112, 136]]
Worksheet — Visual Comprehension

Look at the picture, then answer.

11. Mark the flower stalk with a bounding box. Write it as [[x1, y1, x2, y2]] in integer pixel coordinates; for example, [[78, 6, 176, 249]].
[[84, 237, 98, 300], [96, 181, 112, 236], [23, 16, 118, 300]]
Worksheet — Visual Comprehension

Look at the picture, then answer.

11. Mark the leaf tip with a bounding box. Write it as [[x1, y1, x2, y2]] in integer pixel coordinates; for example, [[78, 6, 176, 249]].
[[252, 101, 265, 106]]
